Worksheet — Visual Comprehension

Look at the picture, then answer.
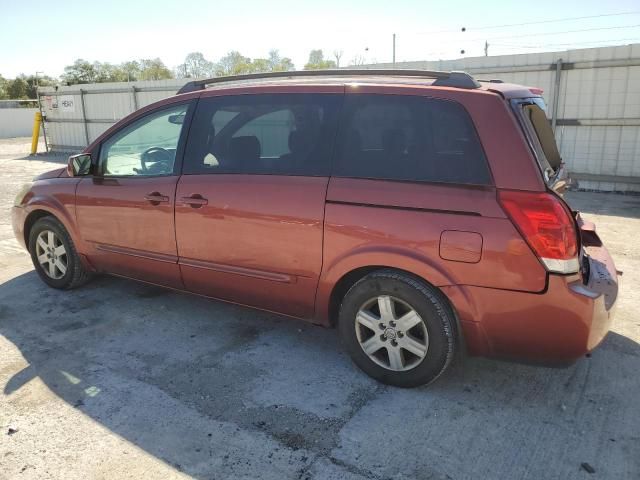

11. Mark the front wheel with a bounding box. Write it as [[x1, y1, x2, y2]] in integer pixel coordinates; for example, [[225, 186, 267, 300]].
[[338, 270, 456, 388], [28, 216, 91, 289]]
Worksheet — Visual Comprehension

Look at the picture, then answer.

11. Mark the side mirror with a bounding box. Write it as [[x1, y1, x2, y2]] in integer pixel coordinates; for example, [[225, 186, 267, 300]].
[[168, 113, 185, 125], [67, 153, 92, 177]]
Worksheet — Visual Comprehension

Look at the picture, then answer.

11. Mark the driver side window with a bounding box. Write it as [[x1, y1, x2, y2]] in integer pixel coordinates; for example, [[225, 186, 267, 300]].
[[99, 103, 188, 176]]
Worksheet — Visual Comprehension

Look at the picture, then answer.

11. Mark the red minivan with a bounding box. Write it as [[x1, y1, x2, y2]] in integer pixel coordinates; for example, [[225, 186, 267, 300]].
[[12, 70, 619, 387]]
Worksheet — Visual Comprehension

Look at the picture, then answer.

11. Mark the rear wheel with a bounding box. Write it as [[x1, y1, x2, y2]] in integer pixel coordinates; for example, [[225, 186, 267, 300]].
[[338, 270, 456, 387], [28, 216, 91, 289]]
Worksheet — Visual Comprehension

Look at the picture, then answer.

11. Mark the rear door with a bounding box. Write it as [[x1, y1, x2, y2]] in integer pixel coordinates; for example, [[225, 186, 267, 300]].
[[175, 92, 342, 318]]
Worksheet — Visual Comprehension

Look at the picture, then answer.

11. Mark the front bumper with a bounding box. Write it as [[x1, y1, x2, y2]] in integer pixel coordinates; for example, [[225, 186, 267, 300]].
[[11, 206, 27, 250]]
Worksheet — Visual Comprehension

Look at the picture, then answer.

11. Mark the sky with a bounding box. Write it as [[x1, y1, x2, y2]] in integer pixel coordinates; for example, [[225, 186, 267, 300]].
[[1, 0, 640, 79]]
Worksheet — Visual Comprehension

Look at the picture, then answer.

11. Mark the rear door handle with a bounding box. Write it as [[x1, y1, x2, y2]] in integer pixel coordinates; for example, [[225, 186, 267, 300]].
[[180, 194, 208, 208], [144, 192, 170, 204]]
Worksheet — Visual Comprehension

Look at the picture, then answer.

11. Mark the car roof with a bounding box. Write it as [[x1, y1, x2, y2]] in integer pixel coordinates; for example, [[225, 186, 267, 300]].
[[176, 70, 542, 100]]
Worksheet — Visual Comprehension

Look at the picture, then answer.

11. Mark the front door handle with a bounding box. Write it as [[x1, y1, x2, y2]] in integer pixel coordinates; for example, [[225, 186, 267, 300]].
[[180, 194, 208, 208], [144, 192, 170, 205]]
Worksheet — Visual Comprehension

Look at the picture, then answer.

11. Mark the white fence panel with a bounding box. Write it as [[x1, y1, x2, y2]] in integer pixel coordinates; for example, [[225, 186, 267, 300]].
[[0, 108, 38, 138]]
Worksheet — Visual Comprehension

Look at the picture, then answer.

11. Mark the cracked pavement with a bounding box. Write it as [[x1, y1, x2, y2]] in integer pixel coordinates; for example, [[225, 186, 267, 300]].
[[1, 138, 639, 479]]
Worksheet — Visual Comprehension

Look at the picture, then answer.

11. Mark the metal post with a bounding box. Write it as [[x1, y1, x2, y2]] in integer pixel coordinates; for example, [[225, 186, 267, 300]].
[[131, 86, 138, 111], [79, 89, 90, 147], [36, 90, 49, 153], [551, 58, 563, 133], [392, 34, 396, 66]]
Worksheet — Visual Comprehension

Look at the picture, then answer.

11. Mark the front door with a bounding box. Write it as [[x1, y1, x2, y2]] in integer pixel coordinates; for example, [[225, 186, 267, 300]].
[[175, 91, 342, 318], [76, 101, 193, 288]]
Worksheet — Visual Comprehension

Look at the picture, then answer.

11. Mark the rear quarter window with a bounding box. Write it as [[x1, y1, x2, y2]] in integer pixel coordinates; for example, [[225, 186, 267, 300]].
[[333, 94, 491, 185]]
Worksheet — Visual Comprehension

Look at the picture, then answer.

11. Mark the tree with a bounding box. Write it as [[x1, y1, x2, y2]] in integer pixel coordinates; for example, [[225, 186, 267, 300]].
[[23, 74, 55, 98], [267, 49, 294, 72], [304, 50, 336, 70], [120, 61, 141, 81], [333, 50, 344, 68], [62, 59, 99, 84], [177, 52, 215, 78], [0, 75, 9, 99], [349, 55, 367, 66], [6, 77, 28, 99], [94, 62, 127, 83], [139, 58, 173, 80], [215, 51, 253, 76]]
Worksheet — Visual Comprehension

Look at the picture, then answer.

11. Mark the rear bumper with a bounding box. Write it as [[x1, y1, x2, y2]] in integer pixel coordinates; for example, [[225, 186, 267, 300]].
[[443, 244, 619, 365]]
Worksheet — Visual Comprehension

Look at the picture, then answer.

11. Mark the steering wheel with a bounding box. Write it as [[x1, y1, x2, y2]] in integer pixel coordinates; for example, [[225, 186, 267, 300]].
[[140, 147, 173, 174]]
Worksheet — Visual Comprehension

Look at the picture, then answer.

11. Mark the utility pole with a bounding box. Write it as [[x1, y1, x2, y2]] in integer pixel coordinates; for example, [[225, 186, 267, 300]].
[[392, 33, 396, 66], [484, 41, 489, 56]]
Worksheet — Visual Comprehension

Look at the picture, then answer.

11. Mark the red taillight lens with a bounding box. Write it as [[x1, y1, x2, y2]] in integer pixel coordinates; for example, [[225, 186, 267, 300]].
[[498, 190, 579, 273]]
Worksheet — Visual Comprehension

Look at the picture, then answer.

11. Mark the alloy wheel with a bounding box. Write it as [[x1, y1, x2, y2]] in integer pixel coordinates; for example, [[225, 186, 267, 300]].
[[355, 295, 429, 371], [35, 230, 68, 280]]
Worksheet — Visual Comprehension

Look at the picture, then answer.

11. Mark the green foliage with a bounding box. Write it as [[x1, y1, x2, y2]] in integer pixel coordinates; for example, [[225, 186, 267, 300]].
[[304, 50, 336, 70], [61, 58, 174, 85], [1, 48, 302, 96], [176, 50, 294, 79], [24, 74, 55, 98], [215, 51, 253, 76], [266, 49, 294, 72], [0, 74, 55, 99], [176, 52, 215, 78], [138, 58, 173, 80], [62, 59, 98, 84], [0, 75, 7, 100], [6, 77, 28, 99]]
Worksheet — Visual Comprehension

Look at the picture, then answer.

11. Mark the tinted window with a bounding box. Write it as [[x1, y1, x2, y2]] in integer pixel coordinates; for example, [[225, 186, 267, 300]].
[[99, 103, 188, 176], [334, 95, 491, 185], [183, 94, 341, 176]]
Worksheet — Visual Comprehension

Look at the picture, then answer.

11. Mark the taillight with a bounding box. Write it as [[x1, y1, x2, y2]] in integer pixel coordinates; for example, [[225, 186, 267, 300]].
[[498, 190, 579, 274]]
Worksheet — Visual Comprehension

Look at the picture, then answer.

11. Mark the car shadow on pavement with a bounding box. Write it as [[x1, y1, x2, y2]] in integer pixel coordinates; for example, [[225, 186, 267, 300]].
[[1, 271, 639, 479], [567, 190, 640, 219]]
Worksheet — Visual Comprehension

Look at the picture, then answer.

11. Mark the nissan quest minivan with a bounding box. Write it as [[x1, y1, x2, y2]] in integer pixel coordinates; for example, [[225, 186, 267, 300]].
[[12, 70, 620, 387]]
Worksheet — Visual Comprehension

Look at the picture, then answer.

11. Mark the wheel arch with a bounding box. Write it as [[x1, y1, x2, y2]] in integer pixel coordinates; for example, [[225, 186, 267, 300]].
[[325, 264, 467, 358], [22, 192, 84, 255], [23, 209, 56, 251]]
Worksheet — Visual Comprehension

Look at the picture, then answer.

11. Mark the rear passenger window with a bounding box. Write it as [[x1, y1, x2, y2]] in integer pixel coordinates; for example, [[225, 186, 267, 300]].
[[334, 95, 491, 185], [183, 94, 341, 176]]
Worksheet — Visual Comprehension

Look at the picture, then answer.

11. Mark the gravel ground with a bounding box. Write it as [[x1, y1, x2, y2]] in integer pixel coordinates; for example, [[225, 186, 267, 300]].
[[1, 138, 639, 480]]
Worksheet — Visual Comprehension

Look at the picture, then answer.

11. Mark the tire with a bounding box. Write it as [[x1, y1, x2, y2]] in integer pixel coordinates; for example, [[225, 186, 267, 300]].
[[28, 216, 91, 290], [338, 269, 456, 388]]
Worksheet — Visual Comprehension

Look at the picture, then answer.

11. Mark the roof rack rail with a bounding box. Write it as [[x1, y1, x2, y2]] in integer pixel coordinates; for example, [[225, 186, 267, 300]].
[[176, 69, 480, 95]]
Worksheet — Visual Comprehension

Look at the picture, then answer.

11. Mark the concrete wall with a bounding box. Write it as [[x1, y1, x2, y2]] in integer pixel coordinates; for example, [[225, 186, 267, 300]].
[[0, 108, 38, 138]]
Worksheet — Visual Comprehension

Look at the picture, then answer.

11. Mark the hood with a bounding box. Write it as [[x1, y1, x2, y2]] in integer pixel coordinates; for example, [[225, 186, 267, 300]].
[[34, 167, 67, 181]]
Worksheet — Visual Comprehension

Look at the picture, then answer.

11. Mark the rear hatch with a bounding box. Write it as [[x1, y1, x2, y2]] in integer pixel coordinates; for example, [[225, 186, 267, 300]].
[[510, 97, 569, 195], [510, 95, 620, 308]]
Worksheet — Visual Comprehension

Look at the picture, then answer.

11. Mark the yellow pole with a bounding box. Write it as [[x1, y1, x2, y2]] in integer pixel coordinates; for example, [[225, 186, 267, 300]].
[[30, 111, 42, 155]]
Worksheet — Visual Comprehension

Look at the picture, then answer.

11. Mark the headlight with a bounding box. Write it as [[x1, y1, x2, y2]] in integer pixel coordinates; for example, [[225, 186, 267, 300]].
[[13, 183, 33, 207]]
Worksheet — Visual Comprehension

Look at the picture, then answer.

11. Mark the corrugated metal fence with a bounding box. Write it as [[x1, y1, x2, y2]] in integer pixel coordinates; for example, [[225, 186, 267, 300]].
[[38, 79, 187, 152], [39, 43, 640, 192]]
